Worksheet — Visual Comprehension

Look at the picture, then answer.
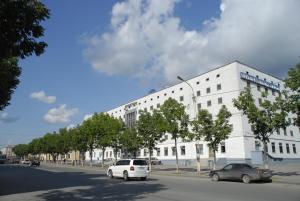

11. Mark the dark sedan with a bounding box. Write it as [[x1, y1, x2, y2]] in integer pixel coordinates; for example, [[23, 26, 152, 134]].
[[209, 163, 272, 183], [30, 160, 40, 167]]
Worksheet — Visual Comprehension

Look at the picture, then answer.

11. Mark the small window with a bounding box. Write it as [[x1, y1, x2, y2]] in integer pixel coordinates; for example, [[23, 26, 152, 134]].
[[279, 143, 283, 153], [283, 128, 287, 136], [180, 96, 184, 102], [144, 108, 147, 112], [164, 147, 168, 156], [265, 87, 268, 94], [196, 144, 203, 155], [272, 90, 275, 96], [180, 87, 183, 91], [207, 100, 212, 107], [151, 98, 153, 101], [110, 151, 112, 157], [139, 102, 141, 105], [292, 144, 297, 154], [196, 81, 200, 85], [217, 84, 221, 91], [150, 106, 153, 110], [164, 93, 167, 96], [156, 148, 161, 156], [220, 142, 226, 153], [257, 85, 261, 91], [172, 147, 176, 156], [258, 98, 262, 105], [286, 144, 290, 154], [218, 97, 222, 104], [144, 100, 147, 103], [144, 149, 148, 156], [172, 90, 174, 93], [247, 81, 251, 88], [157, 103, 160, 108], [271, 142, 276, 153], [255, 141, 260, 151], [133, 160, 147, 166], [216, 74, 220, 78], [276, 128, 280, 135], [196, 90, 201, 97], [290, 130, 293, 136], [197, 103, 201, 110], [206, 78, 209, 81], [157, 96, 160, 99], [180, 146, 186, 156], [223, 164, 233, 170], [206, 87, 211, 94]]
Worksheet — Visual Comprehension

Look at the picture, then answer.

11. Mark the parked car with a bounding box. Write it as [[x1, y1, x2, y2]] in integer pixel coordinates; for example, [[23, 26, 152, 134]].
[[21, 159, 31, 165], [30, 160, 40, 167], [107, 159, 149, 181], [139, 157, 162, 165], [209, 163, 272, 183]]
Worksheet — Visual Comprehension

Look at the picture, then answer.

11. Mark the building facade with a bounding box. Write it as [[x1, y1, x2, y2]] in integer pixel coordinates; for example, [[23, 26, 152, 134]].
[[86, 61, 300, 165]]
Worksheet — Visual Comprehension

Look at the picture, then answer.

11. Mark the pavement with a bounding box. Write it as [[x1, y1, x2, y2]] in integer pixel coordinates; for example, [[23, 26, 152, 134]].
[[0, 164, 299, 201], [39, 161, 300, 185]]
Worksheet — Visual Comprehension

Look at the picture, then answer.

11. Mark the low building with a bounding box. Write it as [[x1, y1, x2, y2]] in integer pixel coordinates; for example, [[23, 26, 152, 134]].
[[86, 61, 300, 165]]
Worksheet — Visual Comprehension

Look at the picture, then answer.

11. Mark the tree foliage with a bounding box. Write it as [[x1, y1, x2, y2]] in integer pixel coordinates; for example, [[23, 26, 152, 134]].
[[0, 0, 50, 110], [13, 144, 29, 158]]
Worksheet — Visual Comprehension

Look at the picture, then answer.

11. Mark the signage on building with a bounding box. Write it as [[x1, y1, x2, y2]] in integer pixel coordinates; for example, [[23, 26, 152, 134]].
[[124, 102, 137, 110], [240, 72, 280, 91]]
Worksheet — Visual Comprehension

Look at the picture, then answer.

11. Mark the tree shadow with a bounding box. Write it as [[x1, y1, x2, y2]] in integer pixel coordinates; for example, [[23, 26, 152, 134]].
[[0, 165, 166, 200]]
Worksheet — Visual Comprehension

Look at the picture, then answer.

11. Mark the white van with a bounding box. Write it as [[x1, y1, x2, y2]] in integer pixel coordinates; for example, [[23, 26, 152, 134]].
[[107, 159, 149, 181]]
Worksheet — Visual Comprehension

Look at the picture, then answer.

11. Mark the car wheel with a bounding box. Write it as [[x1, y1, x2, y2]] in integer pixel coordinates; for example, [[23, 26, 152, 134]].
[[212, 173, 219, 182], [108, 170, 113, 178], [141, 176, 147, 181], [123, 171, 129, 181], [242, 175, 250, 184]]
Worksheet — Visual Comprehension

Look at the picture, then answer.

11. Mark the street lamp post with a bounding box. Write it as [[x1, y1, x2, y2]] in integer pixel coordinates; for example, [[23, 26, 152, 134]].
[[177, 76, 201, 174]]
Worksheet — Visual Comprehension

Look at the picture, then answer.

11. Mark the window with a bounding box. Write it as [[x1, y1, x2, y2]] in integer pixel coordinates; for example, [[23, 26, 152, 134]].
[[180, 146, 186, 155], [206, 87, 211, 94], [218, 97, 222, 104], [164, 147, 168, 156], [197, 103, 201, 110], [196, 90, 201, 96], [180, 87, 183, 91], [292, 144, 297, 154], [277, 128, 280, 135], [217, 84, 221, 91], [286, 144, 290, 154], [247, 81, 251, 88], [164, 134, 168, 140], [144, 108, 147, 112], [223, 164, 233, 170], [180, 96, 184, 102], [220, 142, 226, 153], [216, 74, 220, 78], [137, 150, 141, 157], [272, 90, 275, 96], [207, 100, 212, 107], [157, 103, 160, 108], [255, 141, 260, 151], [196, 144, 203, 155], [164, 93, 167, 96], [258, 98, 262, 105], [265, 87, 268, 94], [151, 98, 153, 101], [110, 151, 112, 157], [144, 100, 147, 103], [196, 81, 200, 85], [150, 106, 153, 110], [206, 78, 209, 81], [290, 130, 294, 137], [257, 85, 261, 91], [172, 147, 176, 156], [144, 149, 148, 156], [271, 142, 276, 153], [157, 96, 160, 99], [172, 90, 174, 93], [156, 148, 161, 156], [133, 160, 147, 165], [106, 152, 108, 158], [283, 128, 287, 136], [279, 143, 283, 153]]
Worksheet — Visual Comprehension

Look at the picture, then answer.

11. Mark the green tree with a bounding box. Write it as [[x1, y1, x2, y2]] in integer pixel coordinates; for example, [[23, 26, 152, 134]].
[[284, 63, 300, 127], [0, 0, 50, 110], [191, 106, 232, 170], [233, 87, 289, 169], [42, 132, 59, 162], [56, 128, 72, 162], [13, 144, 29, 159], [70, 125, 88, 166], [136, 110, 166, 171], [28, 138, 43, 159], [120, 127, 142, 158], [160, 98, 189, 173], [107, 117, 123, 162]]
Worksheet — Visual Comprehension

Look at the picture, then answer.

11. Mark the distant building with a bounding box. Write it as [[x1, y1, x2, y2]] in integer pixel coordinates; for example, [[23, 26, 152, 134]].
[[86, 61, 299, 165]]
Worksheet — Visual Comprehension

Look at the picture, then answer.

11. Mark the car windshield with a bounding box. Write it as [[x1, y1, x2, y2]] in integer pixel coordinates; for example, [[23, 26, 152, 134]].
[[133, 160, 147, 166]]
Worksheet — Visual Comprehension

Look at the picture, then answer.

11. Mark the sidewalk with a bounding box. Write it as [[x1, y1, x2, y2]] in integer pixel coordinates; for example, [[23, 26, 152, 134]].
[[40, 162, 300, 185]]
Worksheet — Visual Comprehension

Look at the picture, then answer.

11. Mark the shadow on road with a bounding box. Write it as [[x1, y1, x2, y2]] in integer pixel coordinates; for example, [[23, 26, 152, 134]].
[[0, 165, 166, 200]]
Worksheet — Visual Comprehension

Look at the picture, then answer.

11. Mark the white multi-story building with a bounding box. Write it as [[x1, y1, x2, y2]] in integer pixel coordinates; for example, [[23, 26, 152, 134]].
[[86, 61, 300, 165]]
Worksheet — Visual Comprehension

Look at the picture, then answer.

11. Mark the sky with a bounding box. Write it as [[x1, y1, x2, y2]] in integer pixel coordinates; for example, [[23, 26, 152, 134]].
[[1, 0, 300, 147]]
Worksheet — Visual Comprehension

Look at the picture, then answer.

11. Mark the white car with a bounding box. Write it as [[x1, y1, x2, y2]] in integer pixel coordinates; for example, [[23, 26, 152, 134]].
[[107, 159, 149, 181], [21, 159, 31, 165]]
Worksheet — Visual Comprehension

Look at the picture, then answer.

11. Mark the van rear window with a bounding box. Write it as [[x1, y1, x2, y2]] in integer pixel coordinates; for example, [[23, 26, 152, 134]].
[[133, 160, 147, 165]]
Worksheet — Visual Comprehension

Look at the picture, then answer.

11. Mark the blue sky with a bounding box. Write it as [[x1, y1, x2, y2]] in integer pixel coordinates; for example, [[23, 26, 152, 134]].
[[1, 0, 300, 147]]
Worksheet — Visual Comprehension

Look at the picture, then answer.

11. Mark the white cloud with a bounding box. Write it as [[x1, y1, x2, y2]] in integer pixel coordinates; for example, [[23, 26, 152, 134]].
[[30, 91, 56, 104], [0, 112, 18, 123], [83, 0, 300, 84], [83, 114, 93, 121], [43, 104, 79, 124]]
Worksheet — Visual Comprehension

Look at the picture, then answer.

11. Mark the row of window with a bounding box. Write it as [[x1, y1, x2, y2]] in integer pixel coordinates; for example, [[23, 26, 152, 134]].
[[246, 81, 280, 97], [251, 126, 295, 137], [110, 83, 223, 115], [255, 141, 297, 154]]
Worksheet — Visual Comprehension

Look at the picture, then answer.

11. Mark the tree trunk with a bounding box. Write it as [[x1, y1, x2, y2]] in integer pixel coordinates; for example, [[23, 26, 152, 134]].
[[114, 148, 118, 163], [174, 137, 179, 173], [213, 150, 216, 170], [89, 149, 93, 166], [263, 141, 269, 169], [148, 147, 152, 172], [101, 147, 105, 168], [74, 150, 77, 166], [196, 144, 201, 174]]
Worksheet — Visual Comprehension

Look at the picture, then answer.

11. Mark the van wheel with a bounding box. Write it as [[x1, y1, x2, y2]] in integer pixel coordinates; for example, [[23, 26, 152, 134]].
[[242, 175, 250, 184], [212, 173, 219, 182], [108, 170, 113, 178], [123, 171, 129, 181], [141, 176, 147, 181]]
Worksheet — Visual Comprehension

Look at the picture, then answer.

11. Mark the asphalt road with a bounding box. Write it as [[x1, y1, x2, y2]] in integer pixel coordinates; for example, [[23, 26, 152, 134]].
[[0, 164, 299, 201]]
